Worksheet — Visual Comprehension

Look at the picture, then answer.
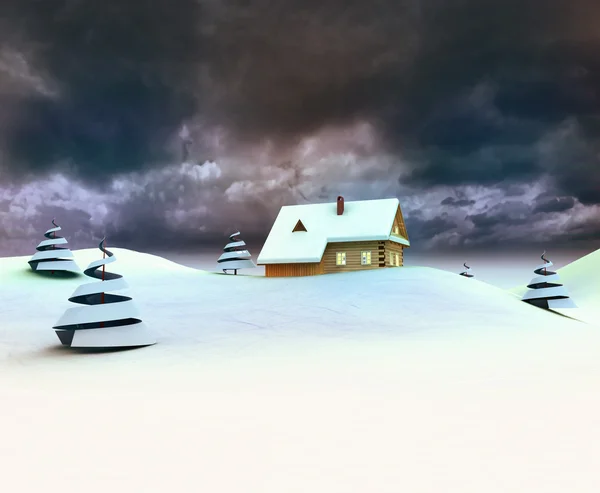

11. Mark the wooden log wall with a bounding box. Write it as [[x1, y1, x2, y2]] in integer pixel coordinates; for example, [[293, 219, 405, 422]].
[[384, 240, 404, 266], [322, 241, 384, 274], [264, 262, 324, 277], [263, 239, 406, 277]]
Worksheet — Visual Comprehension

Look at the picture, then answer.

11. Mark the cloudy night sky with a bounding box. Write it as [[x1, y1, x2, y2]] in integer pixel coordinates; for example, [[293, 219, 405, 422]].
[[0, 0, 599, 258]]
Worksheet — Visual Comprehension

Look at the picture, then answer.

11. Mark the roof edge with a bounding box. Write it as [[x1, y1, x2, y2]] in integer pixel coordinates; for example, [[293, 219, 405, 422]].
[[258, 235, 410, 263], [257, 257, 322, 265], [389, 236, 410, 247]]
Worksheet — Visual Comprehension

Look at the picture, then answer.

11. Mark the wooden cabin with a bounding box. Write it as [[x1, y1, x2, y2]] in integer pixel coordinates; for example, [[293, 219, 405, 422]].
[[257, 196, 410, 277]]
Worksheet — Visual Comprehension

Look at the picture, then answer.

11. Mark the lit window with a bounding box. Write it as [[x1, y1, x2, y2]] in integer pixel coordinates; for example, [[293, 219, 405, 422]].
[[395, 253, 400, 266], [336, 252, 346, 266], [361, 251, 372, 265], [393, 224, 399, 234], [390, 252, 393, 265]]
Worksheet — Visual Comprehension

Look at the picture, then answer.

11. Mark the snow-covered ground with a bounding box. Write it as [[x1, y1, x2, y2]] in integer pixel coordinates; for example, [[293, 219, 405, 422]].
[[510, 248, 600, 323], [1, 248, 600, 492]]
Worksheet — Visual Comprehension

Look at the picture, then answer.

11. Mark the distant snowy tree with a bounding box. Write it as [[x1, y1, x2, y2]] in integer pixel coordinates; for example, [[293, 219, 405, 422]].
[[459, 262, 474, 278], [28, 219, 80, 274], [522, 251, 577, 310], [217, 231, 256, 275], [52, 238, 156, 348]]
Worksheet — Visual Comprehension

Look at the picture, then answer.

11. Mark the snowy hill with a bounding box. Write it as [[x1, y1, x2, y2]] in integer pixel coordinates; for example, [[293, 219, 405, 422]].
[[557, 248, 600, 311], [510, 248, 600, 322], [1, 247, 195, 280], [1, 248, 600, 492]]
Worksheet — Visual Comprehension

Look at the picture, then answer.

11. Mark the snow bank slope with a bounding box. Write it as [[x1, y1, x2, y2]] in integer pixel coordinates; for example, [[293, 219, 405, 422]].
[[0, 255, 578, 375], [2, 252, 600, 493], [510, 248, 599, 321], [557, 248, 600, 312], [0, 246, 198, 282]]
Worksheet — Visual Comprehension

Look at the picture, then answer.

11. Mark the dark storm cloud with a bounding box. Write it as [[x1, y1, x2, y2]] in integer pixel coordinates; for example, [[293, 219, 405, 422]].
[[391, 1, 600, 202], [504, 184, 527, 197], [0, 0, 599, 252], [546, 211, 600, 246], [2, 3, 600, 160], [197, 0, 420, 142], [406, 215, 457, 242], [468, 209, 530, 229], [0, 1, 594, 177], [538, 120, 600, 205], [532, 195, 576, 214], [457, 195, 595, 249], [565, 226, 600, 242], [0, 0, 423, 184], [440, 197, 475, 207], [462, 200, 532, 244], [404, 143, 541, 187], [0, 1, 204, 184], [468, 212, 504, 230]]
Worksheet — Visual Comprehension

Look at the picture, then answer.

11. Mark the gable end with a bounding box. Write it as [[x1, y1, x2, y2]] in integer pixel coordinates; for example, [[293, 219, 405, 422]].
[[390, 205, 409, 241]]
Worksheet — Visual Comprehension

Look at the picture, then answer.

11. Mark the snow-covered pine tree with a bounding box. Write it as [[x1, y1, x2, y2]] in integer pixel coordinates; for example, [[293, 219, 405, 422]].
[[217, 231, 256, 275], [28, 219, 80, 274], [52, 238, 156, 348], [522, 251, 577, 309], [459, 262, 474, 278]]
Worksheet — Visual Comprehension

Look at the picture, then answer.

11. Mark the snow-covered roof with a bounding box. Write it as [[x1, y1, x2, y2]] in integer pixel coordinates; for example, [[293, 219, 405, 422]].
[[257, 198, 410, 264]]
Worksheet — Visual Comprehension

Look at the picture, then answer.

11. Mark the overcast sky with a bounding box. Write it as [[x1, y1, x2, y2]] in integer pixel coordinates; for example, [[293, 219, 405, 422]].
[[0, 0, 599, 257]]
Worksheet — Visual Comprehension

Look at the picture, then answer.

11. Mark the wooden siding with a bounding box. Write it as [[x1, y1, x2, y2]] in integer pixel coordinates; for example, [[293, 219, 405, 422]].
[[384, 240, 404, 267], [263, 240, 405, 277], [390, 205, 409, 243], [322, 241, 384, 274], [265, 262, 323, 277]]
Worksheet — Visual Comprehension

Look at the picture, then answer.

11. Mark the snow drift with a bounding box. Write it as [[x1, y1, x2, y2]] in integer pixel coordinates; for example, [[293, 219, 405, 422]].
[[1, 248, 600, 493], [556, 248, 600, 310], [511, 248, 599, 322]]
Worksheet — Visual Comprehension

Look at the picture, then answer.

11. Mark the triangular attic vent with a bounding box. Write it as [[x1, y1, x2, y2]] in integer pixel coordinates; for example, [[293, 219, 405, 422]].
[[292, 220, 307, 232]]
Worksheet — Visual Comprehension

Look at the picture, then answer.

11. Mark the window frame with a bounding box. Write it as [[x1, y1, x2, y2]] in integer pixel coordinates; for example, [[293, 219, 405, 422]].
[[360, 250, 372, 266], [336, 252, 347, 266]]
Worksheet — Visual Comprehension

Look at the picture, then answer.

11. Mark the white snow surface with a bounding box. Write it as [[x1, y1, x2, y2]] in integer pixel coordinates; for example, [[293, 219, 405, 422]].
[[555, 248, 600, 311], [2, 248, 600, 492], [511, 249, 600, 322], [257, 197, 409, 264]]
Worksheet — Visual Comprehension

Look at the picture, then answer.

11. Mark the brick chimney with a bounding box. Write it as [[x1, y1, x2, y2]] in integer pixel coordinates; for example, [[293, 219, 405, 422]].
[[337, 196, 344, 215]]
